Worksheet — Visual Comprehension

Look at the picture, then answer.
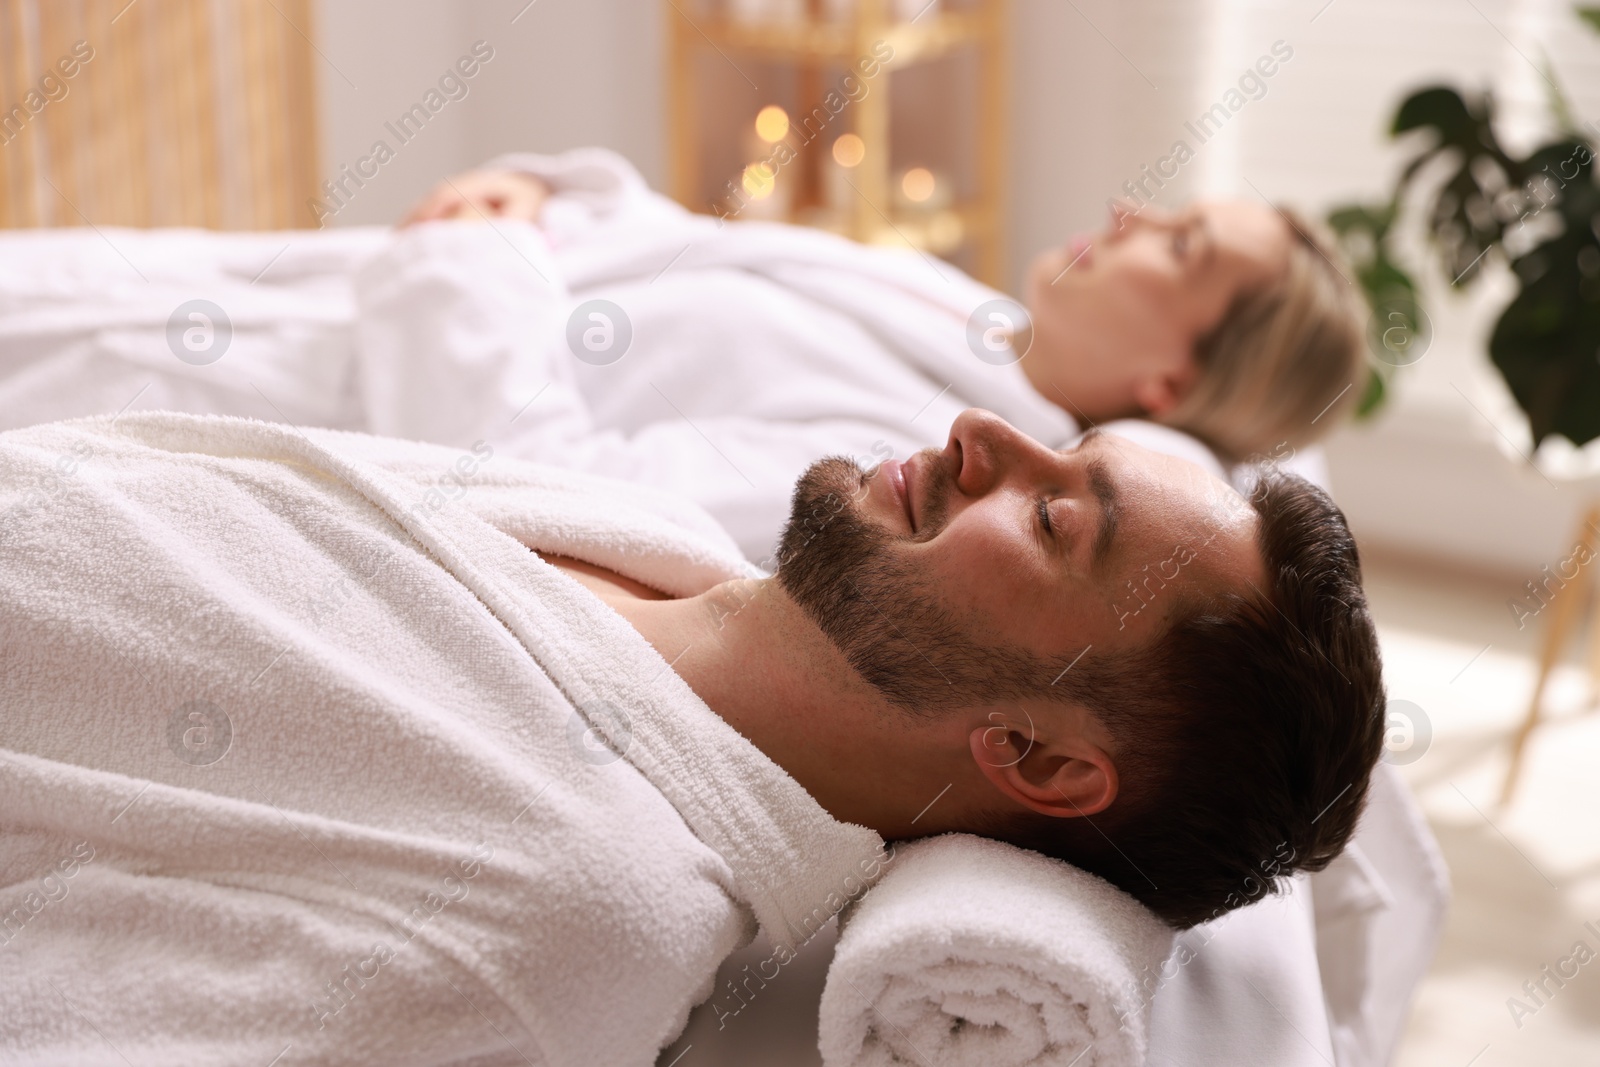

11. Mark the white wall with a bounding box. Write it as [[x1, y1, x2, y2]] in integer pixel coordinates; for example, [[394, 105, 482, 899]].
[[313, 0, 1600, 578], [1007, 0, 1219, 282], [313, 1, 471, 226], [312, 0, 1202, 279], [314, 0, 664, 227]]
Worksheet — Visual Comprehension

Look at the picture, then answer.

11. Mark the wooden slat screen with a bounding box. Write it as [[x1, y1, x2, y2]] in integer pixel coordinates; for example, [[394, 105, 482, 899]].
[[0, 0, 320, 230]]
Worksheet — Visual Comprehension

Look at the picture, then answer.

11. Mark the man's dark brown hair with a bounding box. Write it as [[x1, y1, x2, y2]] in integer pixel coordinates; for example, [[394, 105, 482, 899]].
[[987, 467, 1386, 929]]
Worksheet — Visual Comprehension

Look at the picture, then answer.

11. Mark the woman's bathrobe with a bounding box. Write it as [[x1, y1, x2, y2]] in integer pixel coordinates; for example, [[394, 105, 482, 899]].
[[0, 148, 1076, 563], [0, 412, 887, 1066]]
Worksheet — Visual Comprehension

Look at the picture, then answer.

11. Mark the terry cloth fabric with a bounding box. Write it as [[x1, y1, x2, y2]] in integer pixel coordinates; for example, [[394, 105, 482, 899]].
[[0, 411, 886, 1067], [819, 834, 1174, 1067]]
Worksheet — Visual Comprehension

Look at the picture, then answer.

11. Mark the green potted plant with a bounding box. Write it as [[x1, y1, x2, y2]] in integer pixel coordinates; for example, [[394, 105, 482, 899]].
[[1328, 4, 1600, 451]]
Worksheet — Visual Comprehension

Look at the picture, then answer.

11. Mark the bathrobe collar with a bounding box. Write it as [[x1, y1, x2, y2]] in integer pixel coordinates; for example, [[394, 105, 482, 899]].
[[536, 566, 892, 951], [325, 437, 889, 952]]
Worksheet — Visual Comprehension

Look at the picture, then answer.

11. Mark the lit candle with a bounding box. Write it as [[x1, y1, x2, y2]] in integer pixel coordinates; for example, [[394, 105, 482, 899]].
[[755, 105, 790, 143], [895, 165, 952, 211], [832, 133, 865, 167], [902, 167, 935, 203], [742, 161, 777, 200], [825, 133, 866, 214]]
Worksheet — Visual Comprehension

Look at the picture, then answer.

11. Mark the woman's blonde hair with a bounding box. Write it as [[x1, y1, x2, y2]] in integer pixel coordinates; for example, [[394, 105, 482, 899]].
[[1162, 207, 1367, 463]]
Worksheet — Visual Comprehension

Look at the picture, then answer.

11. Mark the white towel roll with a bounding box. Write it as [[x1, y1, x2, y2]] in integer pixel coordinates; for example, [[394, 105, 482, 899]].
[[819, 834, 1175, 1067]]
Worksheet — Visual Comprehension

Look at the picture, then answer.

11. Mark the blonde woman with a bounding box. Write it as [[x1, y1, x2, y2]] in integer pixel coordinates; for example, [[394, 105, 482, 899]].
[[391, 149, 1366, 555], [406, 157, 1364, 468], [1012, 200, 1366, 463]]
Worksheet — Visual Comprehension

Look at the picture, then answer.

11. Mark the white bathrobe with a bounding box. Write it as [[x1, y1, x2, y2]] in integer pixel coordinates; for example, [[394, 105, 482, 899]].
[[0, 148, 1076, 563], [0, 412, 886, 1067]]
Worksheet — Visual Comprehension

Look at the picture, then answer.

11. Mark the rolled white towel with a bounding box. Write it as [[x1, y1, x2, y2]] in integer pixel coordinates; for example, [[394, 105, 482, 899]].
[[819, 834, 1175, 1067]]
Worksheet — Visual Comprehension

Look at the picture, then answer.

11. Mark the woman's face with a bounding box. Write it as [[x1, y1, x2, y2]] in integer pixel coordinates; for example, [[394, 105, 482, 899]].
[[1021, 199, 1291, 424]]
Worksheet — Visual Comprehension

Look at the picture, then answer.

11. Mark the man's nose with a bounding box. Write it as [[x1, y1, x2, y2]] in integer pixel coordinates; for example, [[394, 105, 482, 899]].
[[946, 408, 1058, 497]]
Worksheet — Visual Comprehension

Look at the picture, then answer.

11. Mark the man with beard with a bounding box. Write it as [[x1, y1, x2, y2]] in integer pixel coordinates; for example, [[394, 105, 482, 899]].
[[574, 405, 1384, 929], [0, 406, 1382, 1064]]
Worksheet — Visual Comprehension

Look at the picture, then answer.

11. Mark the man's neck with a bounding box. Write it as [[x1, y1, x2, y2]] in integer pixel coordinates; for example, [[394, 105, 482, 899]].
[[546, 556, 976, 839]]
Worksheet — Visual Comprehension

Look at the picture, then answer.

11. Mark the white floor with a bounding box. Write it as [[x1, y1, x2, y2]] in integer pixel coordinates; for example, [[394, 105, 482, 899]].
[[1366, 556, 1600, 1066]]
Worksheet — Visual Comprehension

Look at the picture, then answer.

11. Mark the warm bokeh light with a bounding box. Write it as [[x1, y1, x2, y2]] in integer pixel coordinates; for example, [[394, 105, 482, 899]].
[[742, 161, 776, 199], [832, 133, 865, 168], [754, 105, 789, 143], [902, 167, 936, 202]]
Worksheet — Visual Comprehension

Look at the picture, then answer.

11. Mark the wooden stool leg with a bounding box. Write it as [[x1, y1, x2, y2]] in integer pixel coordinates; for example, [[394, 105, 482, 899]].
[[1588, 570, 1600, 714], [1501, 505, 1600, 805]]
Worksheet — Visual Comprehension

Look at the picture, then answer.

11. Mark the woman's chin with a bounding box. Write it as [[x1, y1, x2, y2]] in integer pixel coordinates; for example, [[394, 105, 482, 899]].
[[1024, 253, 1058, 297], [1016, 339, 1060, 395]]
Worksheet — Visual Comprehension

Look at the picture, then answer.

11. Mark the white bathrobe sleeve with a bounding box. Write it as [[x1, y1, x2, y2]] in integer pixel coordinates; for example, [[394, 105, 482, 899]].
[[352, 217, 883, 563], [353, 218, 587, 452]]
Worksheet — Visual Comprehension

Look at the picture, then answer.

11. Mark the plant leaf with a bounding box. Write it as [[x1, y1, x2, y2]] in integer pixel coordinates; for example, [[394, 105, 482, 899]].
[[1355, 366, 1388, 420], [1392, 86, 1478, 142], [1490, 214, 1600, 447]]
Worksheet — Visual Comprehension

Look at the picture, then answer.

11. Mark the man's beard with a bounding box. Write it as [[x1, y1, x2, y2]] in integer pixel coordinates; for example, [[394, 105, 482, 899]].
[[773, 454, 1045, 715]]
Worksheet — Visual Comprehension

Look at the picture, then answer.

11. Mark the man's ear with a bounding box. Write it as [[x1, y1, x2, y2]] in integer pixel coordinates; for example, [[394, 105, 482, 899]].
[[1132, 354, 1199, 417], [967, 717, 1118, 818]]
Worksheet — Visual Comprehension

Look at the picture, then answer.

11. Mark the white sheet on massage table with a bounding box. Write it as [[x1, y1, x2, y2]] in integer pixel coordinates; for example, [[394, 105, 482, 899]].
[[0, 229, 1441, 1067]]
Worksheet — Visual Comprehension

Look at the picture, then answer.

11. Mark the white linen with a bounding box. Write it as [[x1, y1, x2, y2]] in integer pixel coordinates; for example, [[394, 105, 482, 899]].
[[818, 834, 1175, 1067], [1143, 877, 1334, 1066], [0, 225, 384, 431], [0, 411, 886, 1067], [1313, 764, 1451, 1067]]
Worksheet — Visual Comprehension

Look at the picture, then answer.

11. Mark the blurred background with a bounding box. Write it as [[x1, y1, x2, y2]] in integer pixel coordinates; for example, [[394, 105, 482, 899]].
[[4, 0, 1600, 1062]]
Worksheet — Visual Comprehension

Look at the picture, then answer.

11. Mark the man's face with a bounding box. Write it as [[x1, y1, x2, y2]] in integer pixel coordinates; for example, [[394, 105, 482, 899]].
[[775, 409, 1265, 713]]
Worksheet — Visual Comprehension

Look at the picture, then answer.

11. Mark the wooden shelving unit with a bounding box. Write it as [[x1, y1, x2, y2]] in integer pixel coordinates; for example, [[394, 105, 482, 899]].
[[666, 0, 1009, 286]]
